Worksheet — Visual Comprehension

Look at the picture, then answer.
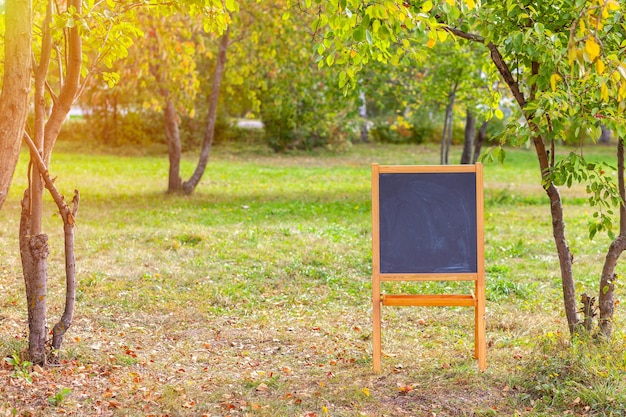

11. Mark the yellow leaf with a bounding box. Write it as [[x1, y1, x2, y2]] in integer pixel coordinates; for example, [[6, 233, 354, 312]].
[[619, 82, 626, 102], [585, 37, 600, 61], [612, 71, 621, 83], [427, 38, 436, 48], [601, 6, 609, 19], [445, 0, 455, 5], [568, 46, 577, 65], [601, 82, 609, 102], [607, 0, 620, 11], [550, 73, 562, 92], [596, 59, 606, 74], [465, 0, 476, 8], [421, 0, 433, 13]]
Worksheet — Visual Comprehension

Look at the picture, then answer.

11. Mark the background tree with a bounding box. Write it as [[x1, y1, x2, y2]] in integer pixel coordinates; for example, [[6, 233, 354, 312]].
[[344, 38, 500, 161], [417, 43, 496, 164], [224, 1, 361, 152], [127, 8, 207, 193]]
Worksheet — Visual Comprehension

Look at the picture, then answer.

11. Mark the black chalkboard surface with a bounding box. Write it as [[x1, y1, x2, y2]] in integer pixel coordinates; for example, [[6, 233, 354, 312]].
[[378, 172, 477, 274]]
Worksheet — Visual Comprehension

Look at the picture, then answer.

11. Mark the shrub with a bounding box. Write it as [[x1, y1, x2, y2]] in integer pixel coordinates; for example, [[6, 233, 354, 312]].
[[62, 110, 165, 147]]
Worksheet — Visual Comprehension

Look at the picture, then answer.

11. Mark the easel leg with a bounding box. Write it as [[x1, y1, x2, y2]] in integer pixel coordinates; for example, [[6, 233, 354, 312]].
[[373, 281, 382, 372], [475, 281, 486, 371]]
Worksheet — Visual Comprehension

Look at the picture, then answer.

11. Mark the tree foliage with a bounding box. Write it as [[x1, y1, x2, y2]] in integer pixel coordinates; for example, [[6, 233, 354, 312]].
[[309, 0, 626, 337]]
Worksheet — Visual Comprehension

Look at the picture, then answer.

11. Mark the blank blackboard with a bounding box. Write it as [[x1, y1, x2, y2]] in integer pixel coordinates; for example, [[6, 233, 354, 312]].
[[378, 172, 477, 273], [371, 164, 486, 372]]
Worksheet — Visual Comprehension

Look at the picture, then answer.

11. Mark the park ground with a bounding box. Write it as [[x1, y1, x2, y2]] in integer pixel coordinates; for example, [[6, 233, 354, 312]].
[[1, 141, 626, 416]]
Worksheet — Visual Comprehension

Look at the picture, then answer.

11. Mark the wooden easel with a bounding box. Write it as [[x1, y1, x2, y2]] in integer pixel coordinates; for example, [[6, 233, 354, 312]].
[[371, 163, 486, 372]]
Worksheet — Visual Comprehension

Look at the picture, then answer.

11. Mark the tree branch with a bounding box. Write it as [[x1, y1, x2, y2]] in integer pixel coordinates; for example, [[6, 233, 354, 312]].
[[442, 25, 526, 108], [442, 26, 485, 43]]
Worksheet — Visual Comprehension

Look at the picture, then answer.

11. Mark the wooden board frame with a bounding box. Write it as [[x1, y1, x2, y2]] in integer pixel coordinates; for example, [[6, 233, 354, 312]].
[[371, 163, 486, 372]]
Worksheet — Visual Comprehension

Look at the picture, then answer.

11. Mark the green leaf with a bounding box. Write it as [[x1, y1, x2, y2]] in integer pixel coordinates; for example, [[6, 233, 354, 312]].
[[372, 19, 381, 34], [338, 71, 347, 88], [353, 25, 365, 42]]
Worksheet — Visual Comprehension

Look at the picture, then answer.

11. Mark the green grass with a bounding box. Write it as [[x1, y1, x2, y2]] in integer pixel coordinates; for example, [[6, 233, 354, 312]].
[[1, 141, 625, 416]]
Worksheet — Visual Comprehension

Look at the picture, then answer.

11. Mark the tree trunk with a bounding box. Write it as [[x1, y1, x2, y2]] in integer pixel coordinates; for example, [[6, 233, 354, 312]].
[[487, 47, 580, 333], [440, 82, 458, 165], [164, 98, 183, 193], [182, 28, 230, 194], [545, 181, 579, 334], [597, 137, 626, 338], [460, 109, 476, 164], [446, 28, 581, 334], [439, 109, 449, 165], [51, 187, 79, 351], [444, 104, 454, 165], [472, 121, 488, 164], [598, 125, 611, 145], [0, 0, 32, 210], [359, 90, 368, 143], [19, 191, 49, 365]]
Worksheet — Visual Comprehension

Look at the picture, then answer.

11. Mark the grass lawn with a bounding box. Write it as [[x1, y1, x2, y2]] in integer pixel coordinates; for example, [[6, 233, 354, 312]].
[[1, 141, 626, 416]]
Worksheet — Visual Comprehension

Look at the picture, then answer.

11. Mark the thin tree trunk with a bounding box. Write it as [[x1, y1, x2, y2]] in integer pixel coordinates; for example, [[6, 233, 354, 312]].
[[439, 107, 449, 165], [51, 188, 79, 352], [489, 49, 579, 333], [440, 81, 458, 165], [164, 98, 183, 193], [182, 28, 230, 194], [472, 121, 488, 164], [599, 125, 611, 145], [460, 109, 476, 164], [546, 181, 579, 334], [43, 0, 82, 161], [445, 107, 453, 164], [446, 27, 581, 333], [597, 137, 626, 338], [0, 0, 32, 210], [359, 90, 368, 143], [19, 190, 49, 365]]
